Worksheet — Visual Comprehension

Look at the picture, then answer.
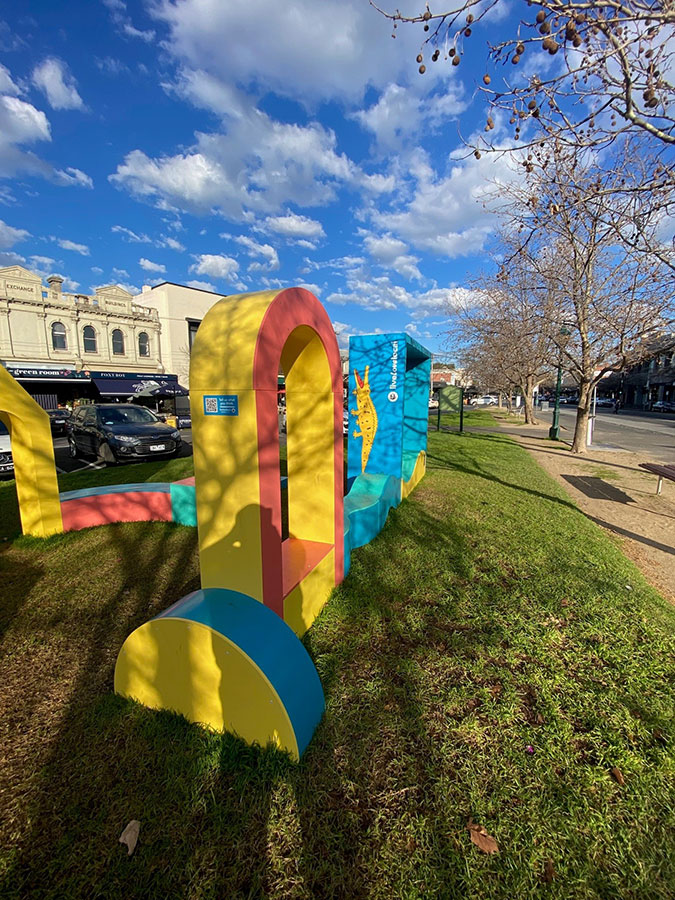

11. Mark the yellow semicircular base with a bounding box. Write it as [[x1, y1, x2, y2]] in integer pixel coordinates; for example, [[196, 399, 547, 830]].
[[114, 616, 299, 759]]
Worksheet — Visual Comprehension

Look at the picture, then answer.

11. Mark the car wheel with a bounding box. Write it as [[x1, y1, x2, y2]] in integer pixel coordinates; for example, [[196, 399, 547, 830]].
[[98, 442, 118, 466], [68, 437, 78, 458]]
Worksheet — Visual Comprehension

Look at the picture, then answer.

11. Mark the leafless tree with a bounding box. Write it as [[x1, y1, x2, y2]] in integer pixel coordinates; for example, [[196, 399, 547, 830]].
[[453, 244, 554, 423], [372, 0, 675, 154], [492, 138, 674, 451]]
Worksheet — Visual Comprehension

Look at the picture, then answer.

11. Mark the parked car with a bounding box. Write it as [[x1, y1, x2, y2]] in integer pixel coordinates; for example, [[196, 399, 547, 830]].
[[46, 408, 71, 435], [67, 404, 182, 464], [428, 397, 439, 410], [595, 397, 614, 408], [653, 400, 675, 412], [343, 408, 350, 435], [0, 420, 13, 477], [471, 395, 498, 407]]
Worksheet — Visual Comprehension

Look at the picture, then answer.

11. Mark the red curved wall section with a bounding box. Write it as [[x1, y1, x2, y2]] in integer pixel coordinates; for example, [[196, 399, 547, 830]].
[[61, 492, 173, 532], [253, 288, 344, 617]]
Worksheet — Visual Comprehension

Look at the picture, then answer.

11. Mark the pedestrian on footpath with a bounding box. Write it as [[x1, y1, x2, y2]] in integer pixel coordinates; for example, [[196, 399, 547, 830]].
[[614, 398, 621, 414]]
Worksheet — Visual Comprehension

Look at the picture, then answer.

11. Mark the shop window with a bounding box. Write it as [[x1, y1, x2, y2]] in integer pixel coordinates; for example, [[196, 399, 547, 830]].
[[138, 331, 150, 357], [112, 329, 125, 355], [83, 325, 97, 353], [51, 321, 67, 350]]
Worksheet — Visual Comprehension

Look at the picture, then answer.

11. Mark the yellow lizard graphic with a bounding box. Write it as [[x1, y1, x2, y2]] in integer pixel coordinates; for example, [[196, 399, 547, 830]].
[[351, 365, 378, 472]]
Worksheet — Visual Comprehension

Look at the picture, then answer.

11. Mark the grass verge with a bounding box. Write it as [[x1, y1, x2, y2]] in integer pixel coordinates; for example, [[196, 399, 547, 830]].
[[0, 427, 674, 899]]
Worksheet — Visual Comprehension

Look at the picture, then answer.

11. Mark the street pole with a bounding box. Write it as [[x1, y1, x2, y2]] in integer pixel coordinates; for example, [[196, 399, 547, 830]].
[[548, 354, 563, 440], [459, 387, 464, 433]]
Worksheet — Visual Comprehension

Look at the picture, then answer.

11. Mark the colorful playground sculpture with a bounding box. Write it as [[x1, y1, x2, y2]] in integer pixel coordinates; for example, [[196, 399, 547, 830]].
[[1, 287, 431, 759]]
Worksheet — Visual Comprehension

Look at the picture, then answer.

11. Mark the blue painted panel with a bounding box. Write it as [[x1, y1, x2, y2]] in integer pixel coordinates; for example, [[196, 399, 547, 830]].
[[157, 588, 325, 757], [59, 482, 171, 502], [347, 333, 431, 484]]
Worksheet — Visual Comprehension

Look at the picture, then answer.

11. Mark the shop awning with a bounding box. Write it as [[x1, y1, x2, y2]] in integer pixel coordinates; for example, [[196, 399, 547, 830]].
[[92, 376, 186, 397], [93, 377, 144, 396]]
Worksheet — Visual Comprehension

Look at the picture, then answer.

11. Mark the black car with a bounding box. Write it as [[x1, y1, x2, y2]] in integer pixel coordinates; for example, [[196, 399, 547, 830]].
[[67, 404, 182, 464], [0, 420, 13, 477], [46, 408, 71, 435]]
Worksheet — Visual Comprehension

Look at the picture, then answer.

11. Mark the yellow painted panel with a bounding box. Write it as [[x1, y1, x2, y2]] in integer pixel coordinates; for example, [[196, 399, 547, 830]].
[[284, 326, 336, 545], [114, 616, 299, 759], [401, 451, 426, 500], [283, 549, 335, 638], [0, 365, 62, 537], [191, 389, 264, 600], [189, 290, 279, 392]]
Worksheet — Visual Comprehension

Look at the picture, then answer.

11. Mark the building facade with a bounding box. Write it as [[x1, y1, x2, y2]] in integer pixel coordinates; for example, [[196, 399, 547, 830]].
[[0, 265, 166, 406], [135, 281, 227, 386]]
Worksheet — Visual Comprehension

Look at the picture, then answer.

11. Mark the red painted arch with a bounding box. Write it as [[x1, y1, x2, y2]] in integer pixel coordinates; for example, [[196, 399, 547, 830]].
[[252, 288, 344, 618]]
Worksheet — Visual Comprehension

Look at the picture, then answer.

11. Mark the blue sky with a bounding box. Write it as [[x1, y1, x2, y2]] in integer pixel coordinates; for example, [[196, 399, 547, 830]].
[[0, 0, 522, 356]]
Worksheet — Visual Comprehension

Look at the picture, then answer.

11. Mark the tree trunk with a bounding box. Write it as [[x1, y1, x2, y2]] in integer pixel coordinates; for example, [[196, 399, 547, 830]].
[[522, 376, 538, 424], [571, 382, 592, 453]]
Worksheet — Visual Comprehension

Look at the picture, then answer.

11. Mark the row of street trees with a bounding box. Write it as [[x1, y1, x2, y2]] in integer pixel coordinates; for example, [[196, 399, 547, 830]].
[[374, 1, 674, 452], [452, 138, 674, 450]]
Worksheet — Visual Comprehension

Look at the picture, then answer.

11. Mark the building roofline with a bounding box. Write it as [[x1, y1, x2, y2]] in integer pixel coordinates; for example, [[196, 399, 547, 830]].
[[146, 281, 227, 296]]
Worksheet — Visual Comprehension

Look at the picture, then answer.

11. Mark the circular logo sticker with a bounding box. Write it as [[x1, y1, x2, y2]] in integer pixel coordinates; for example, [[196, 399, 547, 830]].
[[388, 391, 399, 402]]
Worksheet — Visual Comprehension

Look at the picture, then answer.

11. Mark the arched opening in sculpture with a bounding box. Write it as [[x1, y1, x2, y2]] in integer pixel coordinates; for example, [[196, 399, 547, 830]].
[[189, 287, 344, 636]]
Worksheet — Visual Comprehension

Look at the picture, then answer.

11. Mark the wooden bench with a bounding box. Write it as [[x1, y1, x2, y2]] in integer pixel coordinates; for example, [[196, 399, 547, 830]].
[[639, 463, 675, 495]]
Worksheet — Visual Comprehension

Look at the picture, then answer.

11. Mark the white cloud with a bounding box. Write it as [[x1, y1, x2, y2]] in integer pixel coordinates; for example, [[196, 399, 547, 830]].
[[298, 282, 322, 297], [0, 219, 29, 249], [186, 279, 217, 292], [55, 237, 89, 255], [54, 167, 93, 188], [91, 265, 103, 274], [0, 251, 25, 266], [117, 282, 141, 294], [111, 89, 356, 220], [230, 234, 280, 272], [260, 212, 325, 240], [31, 58, 84, 111], [139, 257, 166, 273], [190, 253, 239, 280], [362, 232, 423, 281], [112, 224, 152, 243], [112, 267, 129, 278], [0, 64, 20, 96], [368, 149, 517, 258], [0, 83, 92, 185], [27, 255, 56, 276], [163, 236, 185, 251], [354, 82, 467, 151], [152, 0, 423, 104], [103, 0, 156, 42]]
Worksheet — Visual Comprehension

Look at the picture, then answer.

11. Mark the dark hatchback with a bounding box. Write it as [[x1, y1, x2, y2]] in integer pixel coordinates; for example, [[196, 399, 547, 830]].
[[67, 404, 182, 464], [47, 408, 71, 435]]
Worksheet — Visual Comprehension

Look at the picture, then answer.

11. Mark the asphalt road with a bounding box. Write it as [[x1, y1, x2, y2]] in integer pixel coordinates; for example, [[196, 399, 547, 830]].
[[542, 407, 675, 464]]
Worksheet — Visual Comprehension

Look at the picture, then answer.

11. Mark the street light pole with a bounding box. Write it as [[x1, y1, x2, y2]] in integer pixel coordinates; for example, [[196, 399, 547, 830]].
[[549, 326, 571, 441], [549, 352, 563, 440]]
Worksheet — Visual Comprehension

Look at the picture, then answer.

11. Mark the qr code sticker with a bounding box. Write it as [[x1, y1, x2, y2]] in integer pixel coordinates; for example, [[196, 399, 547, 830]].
[[204, 397, 218, 413]]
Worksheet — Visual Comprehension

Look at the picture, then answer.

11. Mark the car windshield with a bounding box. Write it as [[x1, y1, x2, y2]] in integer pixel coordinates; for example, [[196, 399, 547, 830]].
[[48, 410, 69, 418], [99, 407, 159, 426], [0, 421, 8, 436]]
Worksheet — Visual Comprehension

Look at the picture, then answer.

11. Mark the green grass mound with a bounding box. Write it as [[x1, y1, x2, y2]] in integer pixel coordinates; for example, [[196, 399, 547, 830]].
[[0, 428, 673, 899]]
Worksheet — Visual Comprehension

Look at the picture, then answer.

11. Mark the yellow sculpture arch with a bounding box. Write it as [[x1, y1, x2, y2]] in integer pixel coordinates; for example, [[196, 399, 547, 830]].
[[0, 364, 63, 537]]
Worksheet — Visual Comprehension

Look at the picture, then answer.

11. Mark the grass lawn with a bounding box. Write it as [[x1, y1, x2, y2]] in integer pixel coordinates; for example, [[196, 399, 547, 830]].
[[1, 424, 674, 899]]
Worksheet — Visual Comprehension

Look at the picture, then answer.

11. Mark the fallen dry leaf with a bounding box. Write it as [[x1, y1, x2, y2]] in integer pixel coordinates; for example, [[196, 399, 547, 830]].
[[119, 820, 141, 856], [467, 820, 499, 854], [611, 767, 625, 786], [543, 858, 555, 882]]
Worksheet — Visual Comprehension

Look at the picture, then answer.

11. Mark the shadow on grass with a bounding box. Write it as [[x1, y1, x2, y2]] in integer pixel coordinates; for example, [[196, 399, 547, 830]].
[[2, 430, 675, 898]]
